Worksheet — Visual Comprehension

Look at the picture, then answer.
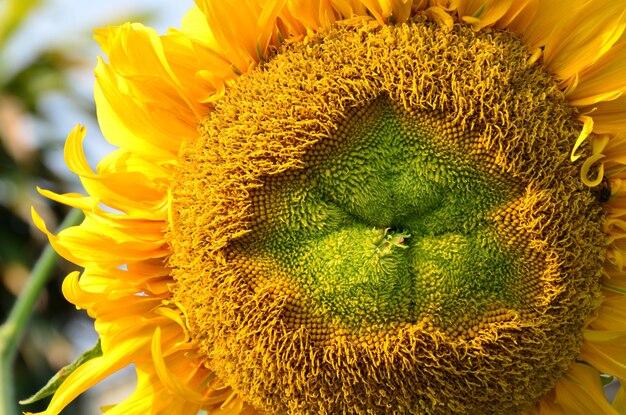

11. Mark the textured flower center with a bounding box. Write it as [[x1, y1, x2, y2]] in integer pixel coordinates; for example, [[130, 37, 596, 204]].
[[234, 95, 521, 335], [168, 17, 605, 415]]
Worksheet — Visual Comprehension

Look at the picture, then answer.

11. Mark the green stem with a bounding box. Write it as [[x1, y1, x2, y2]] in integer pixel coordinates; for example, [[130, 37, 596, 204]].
[[0, 208, 83, 415]]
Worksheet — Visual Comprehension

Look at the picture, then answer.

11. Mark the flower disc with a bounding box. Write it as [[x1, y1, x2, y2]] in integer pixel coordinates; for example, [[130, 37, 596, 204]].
[[168, 18, 605, 415]]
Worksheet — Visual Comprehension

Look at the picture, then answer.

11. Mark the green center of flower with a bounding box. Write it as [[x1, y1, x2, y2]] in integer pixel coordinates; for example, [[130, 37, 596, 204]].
[[168, 17, 605, 415], [231, 95, 519, 334]]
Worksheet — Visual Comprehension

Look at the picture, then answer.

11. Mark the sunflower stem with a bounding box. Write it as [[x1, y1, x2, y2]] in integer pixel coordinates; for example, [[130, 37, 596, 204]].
[[0, 208, 83, 415]]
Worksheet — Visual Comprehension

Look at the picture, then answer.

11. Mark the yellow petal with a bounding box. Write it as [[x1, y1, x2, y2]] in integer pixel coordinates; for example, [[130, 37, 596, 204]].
[[533, 363, 620, 415], [61, 125, 168, 219], [570, 115, 594, 162], [152, 327, 213, 405], [581, 330, 626, 380], [568, 38, 626, 107], [588, 294, 626, 331], [195, 0, 284, 72], [94, 22, 216, 163], [494, 0, 538, 31], [462, 0, 517, 31], [519, 0, 589, 50], [542, 0, 626, 86], [585, 94, 626, 135]]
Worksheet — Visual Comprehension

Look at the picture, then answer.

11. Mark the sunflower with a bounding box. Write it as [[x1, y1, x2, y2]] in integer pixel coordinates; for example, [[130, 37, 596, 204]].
[[28, 0, 626, 414]]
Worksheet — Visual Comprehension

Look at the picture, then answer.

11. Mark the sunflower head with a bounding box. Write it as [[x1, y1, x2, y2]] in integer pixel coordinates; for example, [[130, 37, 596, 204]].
[[168, 16, 606, 414], [29, 1, 626, 415]]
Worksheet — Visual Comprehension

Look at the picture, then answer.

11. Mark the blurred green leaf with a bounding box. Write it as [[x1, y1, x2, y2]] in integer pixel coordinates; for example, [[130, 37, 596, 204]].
[[20, 339, 102, 405], [3, 50, 71, 112]]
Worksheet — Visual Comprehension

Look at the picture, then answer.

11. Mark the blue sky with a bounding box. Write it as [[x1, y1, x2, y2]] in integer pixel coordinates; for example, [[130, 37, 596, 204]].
[[4, 0, 192, 73]]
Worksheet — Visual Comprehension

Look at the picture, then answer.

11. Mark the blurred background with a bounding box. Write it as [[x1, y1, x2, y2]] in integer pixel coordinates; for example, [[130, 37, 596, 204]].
[[0, 0, 189, 413]]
